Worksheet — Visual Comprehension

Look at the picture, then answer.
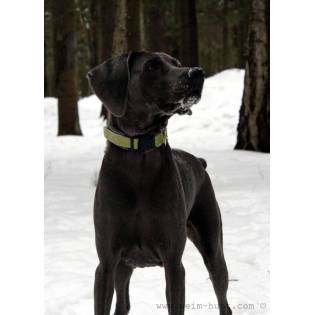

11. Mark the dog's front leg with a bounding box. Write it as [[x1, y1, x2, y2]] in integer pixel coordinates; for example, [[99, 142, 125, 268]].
[[164, 261, 185, 315], [94, 261, 118, 315]]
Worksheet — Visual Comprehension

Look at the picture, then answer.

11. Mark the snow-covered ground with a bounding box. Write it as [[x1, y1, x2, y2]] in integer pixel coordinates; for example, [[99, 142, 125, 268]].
[[45, 69, 269, 315]]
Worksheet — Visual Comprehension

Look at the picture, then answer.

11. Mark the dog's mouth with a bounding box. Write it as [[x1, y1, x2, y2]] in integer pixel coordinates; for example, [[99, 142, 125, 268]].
[[171, 87, 202, 115], [161, 95, 200, 116], [155, 82, 203, 116], [174, 94, 200, 115]]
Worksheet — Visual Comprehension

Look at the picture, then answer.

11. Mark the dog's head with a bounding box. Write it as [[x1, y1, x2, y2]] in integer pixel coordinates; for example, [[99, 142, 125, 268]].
[[87, 51, 204, 134]]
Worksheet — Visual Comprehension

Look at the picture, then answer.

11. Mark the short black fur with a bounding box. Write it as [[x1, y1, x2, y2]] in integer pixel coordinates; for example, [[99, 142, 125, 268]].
[[87, 51, 232, 315]]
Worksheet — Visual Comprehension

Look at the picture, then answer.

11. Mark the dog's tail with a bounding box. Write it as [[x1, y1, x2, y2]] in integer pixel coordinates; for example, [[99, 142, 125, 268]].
[[198, 158, 207, 169]]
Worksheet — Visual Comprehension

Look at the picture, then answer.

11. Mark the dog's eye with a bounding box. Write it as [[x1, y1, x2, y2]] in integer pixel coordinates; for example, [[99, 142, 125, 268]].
[[171, 60, 181, 68], [146, 59, 162, 71]]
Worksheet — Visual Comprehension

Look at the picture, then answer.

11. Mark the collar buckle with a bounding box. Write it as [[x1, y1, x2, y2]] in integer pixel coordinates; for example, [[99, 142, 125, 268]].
[[137, 134, 156, 152]]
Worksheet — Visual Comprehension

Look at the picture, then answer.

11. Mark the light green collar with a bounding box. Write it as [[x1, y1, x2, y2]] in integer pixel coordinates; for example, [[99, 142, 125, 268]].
[[104, 127, 167, 151]]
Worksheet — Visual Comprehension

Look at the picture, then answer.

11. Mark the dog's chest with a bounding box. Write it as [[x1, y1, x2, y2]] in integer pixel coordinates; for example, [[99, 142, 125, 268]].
[[100, 181, 186, 268], [99, 152, 185, 211], [117, 209, 185, 268], [95, 150, 188, 267]]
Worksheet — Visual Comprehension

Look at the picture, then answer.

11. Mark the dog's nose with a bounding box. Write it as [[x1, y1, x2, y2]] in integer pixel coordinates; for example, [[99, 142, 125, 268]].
[[187, 67, 204, 79]]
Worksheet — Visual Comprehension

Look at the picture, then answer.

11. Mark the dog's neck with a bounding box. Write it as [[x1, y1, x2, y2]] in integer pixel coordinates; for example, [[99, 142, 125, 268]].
[[107, 112, 169, 138], [103, 111, 169, 153]]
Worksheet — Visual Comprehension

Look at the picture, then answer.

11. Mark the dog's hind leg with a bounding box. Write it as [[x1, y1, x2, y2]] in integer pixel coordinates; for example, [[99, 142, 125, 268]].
[[114, 261, 133, 315], [188, 172, 232, 315], [94, 259, 119, 315]]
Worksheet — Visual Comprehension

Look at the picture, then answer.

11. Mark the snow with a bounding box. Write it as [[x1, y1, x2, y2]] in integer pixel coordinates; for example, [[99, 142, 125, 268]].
[[45, 69, 269, 315]]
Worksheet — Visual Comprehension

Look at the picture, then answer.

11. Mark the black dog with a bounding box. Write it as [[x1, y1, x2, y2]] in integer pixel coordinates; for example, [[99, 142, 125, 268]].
[[87, 51, 232, 315]]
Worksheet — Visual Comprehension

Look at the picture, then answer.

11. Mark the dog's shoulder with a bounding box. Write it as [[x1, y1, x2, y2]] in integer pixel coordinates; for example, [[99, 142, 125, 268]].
[[171, 149, 207, 202], [171, 148, 207, 170], [172, 149, 207, 173]]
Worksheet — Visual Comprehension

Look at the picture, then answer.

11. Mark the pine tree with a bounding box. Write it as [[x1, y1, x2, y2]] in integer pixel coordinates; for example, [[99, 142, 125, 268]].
[[177, 0, 198, 66], [53, 0, 82, 135], [235, 0, 269, 152], [100, 0, 142, 119]]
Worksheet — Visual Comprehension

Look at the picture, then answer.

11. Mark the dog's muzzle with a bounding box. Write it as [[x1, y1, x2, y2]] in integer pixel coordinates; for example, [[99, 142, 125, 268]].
[[174, 67, 204, 115]]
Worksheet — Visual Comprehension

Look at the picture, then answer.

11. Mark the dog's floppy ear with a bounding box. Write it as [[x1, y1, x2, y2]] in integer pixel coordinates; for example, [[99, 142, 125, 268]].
[[87, 52, 133, 117]]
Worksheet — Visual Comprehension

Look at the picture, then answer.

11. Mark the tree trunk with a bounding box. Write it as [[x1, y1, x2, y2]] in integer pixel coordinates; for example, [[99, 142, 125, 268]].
[[112, 0, 128, 56], [76, 1, 92, 98], [222, 0, 228, 67], [143, 1, 166, 52], [44, 0, 55, 96], [126, 0, 142, 51], [177, 0, 198, 67], [111, 0, 142, 55], [100, 0, 142, 119], [53, 0, 82, 136], [99, 0, 116, 61], [89, 0, 100, 67], [235, 0, 269, 152], [236, 0, 248, 68], [96, 0, 117, 119]]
